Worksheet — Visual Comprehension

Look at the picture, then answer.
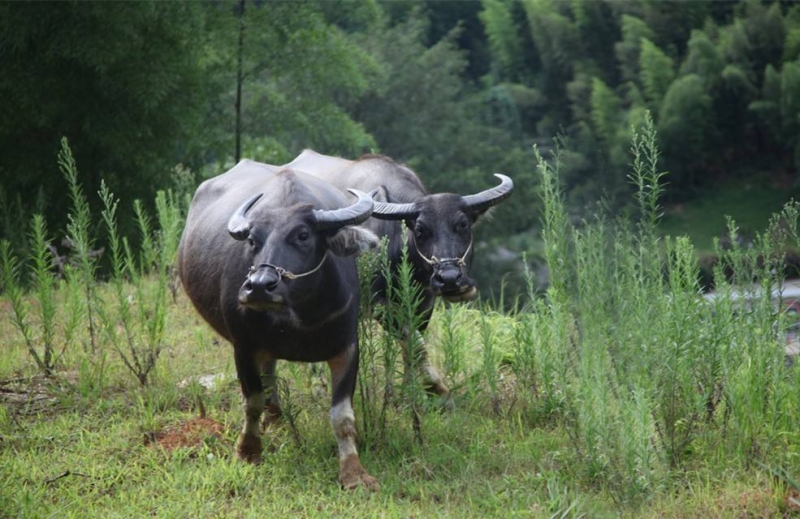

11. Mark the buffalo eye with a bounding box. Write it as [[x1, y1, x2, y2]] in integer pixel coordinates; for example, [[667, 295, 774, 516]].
[[297, 230, 310, 242], [247, 236, 255, 247], [456, 219, 469, 232], [414, 223, 428, 239]]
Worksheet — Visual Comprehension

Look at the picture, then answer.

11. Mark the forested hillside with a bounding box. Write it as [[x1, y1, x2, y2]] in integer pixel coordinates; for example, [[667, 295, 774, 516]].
[[2, 0, 799, 273]]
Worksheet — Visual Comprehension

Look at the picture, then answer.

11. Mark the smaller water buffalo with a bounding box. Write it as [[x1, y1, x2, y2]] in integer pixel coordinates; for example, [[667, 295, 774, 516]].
[[178, 160, 379, 490], [284, 150, 513, 405]]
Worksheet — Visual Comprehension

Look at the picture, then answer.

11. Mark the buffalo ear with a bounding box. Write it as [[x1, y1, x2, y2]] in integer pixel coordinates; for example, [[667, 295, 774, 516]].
[[469, 206, 494, 225], [326, 226, 379, 257], [372, 185, 389, 203]]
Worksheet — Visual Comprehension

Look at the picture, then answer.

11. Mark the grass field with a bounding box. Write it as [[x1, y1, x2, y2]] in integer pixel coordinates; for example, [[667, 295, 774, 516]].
[[0, 296, 598, 518], [5, 131, 800, 518], [2, 293, 797, 519], [659, 177, 800, 254]]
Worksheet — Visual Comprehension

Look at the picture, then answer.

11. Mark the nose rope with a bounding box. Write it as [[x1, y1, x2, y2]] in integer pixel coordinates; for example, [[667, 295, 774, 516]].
[[247, 252, 329, 281], [409, 231, 472, 268]]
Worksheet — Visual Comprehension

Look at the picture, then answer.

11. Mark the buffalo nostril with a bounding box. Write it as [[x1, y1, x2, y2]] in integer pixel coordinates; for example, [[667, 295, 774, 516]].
[[250, 272, 280, 292], [251, 279, 279, 292]]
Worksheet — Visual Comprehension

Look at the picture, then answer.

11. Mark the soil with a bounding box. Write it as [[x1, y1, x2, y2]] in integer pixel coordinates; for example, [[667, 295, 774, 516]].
[[149, 417, 226, 451]]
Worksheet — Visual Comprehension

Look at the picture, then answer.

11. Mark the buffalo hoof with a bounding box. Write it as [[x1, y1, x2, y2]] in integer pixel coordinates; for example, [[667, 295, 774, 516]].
[[236, 433, 263, 464], [339, 454, 379, 492], [425, 382, 455, 413]]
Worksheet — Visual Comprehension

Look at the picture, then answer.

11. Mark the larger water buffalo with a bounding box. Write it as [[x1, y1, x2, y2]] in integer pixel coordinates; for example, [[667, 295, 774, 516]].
[[178, 159, 380, 490], [284, 150, 513, 404]]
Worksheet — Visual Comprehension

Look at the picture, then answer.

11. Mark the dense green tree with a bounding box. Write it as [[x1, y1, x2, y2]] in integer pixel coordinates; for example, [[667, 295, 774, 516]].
[[480, 0, 525, 81], [425, 0, 492, 81], [590, 78, 622, 148], [351, 15, 468, 169], [639, 38, 676, 108], [780, 61, 800, 168], [7, 0, 800, 262], [658, 74, 713, 189], [521, 0, 582, 133], [474, 0, 800, 202], [352, 12, 537, 236], [0, 0, 390, 235], [783, 5, 800, 61], [740, 0, 785, 84], [615, 14, 657, 83], [206, 0, 382, 168], [680, 29, 724, 89], [0, 1, 217, 229]]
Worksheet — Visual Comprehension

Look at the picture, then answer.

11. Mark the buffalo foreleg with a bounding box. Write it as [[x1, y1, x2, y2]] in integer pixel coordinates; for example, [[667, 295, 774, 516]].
[[259, 359, 283, 432], [328, 343, 379, 491], [234, 347, 265, 464], [402, 328, 454, 411]]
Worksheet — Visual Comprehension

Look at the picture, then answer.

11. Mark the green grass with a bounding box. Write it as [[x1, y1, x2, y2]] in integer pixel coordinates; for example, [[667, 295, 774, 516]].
[[0, 295, 610, 519], [659, 178, 800, 254], [0, 292, 797, 519], [0, 398, 581, 518], [5, 124, 800, 518]]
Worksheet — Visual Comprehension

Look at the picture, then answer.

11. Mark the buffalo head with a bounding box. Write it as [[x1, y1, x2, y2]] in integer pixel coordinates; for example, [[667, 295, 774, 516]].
[[227, 189, 376, 312], [371, 174, 513, 302]]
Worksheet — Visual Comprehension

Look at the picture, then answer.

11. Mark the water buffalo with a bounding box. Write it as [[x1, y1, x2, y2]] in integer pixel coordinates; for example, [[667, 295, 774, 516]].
[[284, 150, 513, 405], [178, 159, 380, 490]]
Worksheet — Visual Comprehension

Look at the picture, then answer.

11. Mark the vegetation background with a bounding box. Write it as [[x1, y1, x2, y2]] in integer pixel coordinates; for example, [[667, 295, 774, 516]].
[[6, 0, 800, 296], [5, 1, 800, 517]]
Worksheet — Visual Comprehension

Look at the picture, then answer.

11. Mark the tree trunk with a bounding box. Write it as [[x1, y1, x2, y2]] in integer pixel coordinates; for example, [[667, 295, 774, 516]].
[[235, 0, 245, 163]]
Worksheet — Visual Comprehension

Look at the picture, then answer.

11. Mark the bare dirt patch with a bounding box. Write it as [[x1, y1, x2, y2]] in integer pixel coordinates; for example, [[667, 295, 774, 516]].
[[148, 417, 226, 451], [713, 489, 781, 519]]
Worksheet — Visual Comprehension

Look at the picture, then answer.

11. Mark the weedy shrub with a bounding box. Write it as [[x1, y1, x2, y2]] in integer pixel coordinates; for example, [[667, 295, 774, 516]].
[[0, 185, 44, 257], [60, 137, 102, 355], [711, 214, 792, 461], [438, 302, 467, 388], [355, 238, 390, 444], [1, 140, 112, 382], [384, 247, 429, 443], [356, 242, 430, 445], [1, 217, 68, 376], [1, 140, 187, 387], [522, 113, 799, 503], [100, 184, 184, 386], [479, 308, 500, 414]]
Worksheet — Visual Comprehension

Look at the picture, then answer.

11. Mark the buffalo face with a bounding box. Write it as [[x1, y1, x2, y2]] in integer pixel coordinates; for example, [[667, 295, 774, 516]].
[[411, 195, 478, 302], [372, 174, 514, 302], [228, 190, 377, 313]]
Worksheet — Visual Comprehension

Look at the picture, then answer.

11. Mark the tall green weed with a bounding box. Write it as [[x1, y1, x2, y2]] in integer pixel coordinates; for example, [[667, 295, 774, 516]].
[[0, 140, 187, 387], [516, 113, 800, 504], [1, 217, 65, 376], [60, 137, 101, 354], [100, 187, 183, 386]]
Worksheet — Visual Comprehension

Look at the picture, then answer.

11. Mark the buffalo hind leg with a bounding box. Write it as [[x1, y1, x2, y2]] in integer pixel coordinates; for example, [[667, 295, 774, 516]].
[[328, 343, 379, 491], [234, 347, 265, 464]]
